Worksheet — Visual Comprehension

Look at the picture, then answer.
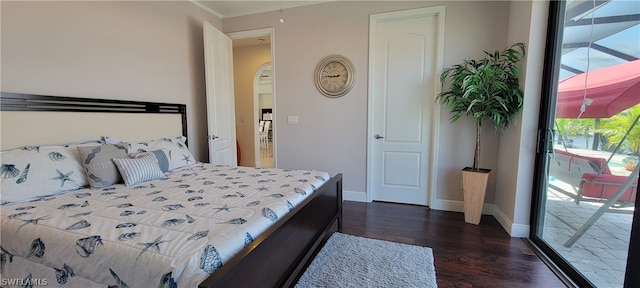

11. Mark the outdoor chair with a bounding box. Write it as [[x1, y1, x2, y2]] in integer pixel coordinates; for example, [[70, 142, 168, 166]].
[[579, 172, 638, 205], [551, 149, 637, 205]]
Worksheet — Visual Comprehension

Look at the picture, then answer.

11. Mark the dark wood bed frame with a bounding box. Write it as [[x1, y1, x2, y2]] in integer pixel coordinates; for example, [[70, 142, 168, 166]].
[[0, 92, 343, 288]]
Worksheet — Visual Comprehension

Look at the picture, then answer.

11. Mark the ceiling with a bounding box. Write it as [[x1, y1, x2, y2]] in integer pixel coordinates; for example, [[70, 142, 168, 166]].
[[560, 0, 639, 79], [195, 1, 331, 19], [195, 0, 638, 78]]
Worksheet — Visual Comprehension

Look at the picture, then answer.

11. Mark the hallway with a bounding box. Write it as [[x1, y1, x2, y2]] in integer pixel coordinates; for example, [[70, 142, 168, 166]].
[[260, 140, 273, 168]]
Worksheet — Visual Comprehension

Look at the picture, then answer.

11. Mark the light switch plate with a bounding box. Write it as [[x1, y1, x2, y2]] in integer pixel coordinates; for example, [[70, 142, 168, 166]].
[[288, 116, 299, 125]]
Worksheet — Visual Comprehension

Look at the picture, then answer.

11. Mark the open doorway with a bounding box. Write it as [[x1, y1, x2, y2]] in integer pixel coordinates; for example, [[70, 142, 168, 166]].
[[229, 28, 275, 168], [256, 63, 274, 168]]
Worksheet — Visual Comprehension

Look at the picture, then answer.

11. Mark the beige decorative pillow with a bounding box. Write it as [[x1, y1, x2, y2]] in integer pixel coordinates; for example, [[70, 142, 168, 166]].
[[76, 144, 128, 188]]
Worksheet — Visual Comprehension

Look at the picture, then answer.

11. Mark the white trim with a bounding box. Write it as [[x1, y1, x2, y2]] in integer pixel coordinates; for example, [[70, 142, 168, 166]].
[[192, 1, 337, 19], [366, 6, 446, 207], [365, 7, 375, 203], [227, 28, 274, 41], [510, 224, 530, 238], [429, 199, 462, 212], [343, 191, 368, 202], [188, 0, 223, 18], [430, 199, 495, 215], [430, 200, 529, 237], [347, 196, 515, 230], [253, 62, 272, 168], [493, 206, 530, 237], [429, 6, 446, 209]]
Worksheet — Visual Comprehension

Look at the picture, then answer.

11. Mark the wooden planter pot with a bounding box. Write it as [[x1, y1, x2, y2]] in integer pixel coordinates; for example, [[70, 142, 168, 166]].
[[462, 167, 491, 225]]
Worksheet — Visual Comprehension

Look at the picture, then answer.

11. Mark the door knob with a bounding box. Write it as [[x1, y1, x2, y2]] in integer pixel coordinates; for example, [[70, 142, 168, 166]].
[[375, 134, 384, 139], [210, 135, 219, 140]]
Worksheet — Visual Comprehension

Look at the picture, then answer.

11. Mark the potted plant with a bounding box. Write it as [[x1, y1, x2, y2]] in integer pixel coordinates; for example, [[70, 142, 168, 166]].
[[623, 156, 639, 171], [437, 43, 526, 224]]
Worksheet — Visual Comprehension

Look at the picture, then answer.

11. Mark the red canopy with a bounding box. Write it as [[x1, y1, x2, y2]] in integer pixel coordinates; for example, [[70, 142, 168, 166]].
[[555, 60, 640, 118]]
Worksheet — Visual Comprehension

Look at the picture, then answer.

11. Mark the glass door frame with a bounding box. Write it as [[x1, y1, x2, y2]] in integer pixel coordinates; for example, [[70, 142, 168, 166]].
[[626, 207, 640, 287], [528, 1, 640, 287]]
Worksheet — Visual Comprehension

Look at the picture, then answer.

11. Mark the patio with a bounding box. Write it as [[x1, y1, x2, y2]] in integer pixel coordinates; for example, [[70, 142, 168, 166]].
[[543, 148, 635, 287], [538, 0, 639, 285]]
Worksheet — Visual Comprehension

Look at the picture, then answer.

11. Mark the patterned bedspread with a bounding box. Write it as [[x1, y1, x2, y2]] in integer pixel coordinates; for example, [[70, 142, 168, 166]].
[[0, 164, 330, 287]]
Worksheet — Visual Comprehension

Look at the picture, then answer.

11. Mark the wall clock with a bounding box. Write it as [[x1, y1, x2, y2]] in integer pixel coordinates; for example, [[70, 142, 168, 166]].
[[314, 55, 356, 98]]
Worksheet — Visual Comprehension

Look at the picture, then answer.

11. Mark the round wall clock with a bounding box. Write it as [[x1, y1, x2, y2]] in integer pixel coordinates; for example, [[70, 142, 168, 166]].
[[314, 55, 356, 98]]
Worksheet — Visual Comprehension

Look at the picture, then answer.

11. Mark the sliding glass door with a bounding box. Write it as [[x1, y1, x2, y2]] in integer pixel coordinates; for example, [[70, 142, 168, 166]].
[[530, 0, 639, 287]]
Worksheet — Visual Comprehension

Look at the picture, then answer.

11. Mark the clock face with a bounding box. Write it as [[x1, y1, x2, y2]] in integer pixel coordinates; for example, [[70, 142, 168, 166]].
[[321, 62, 348, 92], [315, 55, 356, 98]]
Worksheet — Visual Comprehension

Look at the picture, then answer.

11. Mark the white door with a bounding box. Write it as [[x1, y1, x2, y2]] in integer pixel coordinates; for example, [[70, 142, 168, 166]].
[[203, 21, 237, 166], [369, 7, 445, 205]]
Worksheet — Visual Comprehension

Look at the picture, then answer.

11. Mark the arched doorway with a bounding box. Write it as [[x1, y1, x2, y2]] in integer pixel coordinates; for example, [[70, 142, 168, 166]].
[[255, 62, 273, 168]]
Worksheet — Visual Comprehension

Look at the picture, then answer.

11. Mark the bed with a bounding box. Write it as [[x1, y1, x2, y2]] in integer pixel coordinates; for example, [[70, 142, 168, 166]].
[[0, 92, 343, 288]]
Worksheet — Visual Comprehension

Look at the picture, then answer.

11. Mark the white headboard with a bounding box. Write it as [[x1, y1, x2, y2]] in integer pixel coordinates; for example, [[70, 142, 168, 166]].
[[0, 93, 187, 150]]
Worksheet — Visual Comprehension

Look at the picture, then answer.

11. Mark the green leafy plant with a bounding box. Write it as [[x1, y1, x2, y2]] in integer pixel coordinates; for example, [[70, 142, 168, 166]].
[[437, 43, 526, 171], [597, 104, 640, 155], [559, 118, 596, 149]]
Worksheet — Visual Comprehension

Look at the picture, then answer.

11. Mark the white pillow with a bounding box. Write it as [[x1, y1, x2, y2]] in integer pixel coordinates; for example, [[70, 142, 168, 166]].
[[1, 144, 90, 203], [112, 155, 165, 186], [105, 136, 195, 171]]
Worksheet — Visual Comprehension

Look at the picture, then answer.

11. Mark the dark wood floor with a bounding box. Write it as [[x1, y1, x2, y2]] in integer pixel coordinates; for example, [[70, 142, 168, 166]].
[[339, 201, 566, 288]]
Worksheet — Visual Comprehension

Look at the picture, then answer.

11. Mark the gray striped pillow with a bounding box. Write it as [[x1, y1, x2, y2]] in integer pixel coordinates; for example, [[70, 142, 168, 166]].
[[129, 149, 170, 173], [112, 154, 164, 186]]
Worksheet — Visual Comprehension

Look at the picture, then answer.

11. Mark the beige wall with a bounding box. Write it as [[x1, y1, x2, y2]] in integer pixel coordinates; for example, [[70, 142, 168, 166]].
[[493, 0, 549, 237], [1, 0, 549, 236], [223, 1, 551, 236], [1, 1, 222, 161], [223, 1, 510, 204], [232, 44, 271, 166]]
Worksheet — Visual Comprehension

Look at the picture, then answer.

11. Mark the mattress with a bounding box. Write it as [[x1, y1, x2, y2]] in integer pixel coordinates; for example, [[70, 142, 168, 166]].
[[0, 163, 330, 287]]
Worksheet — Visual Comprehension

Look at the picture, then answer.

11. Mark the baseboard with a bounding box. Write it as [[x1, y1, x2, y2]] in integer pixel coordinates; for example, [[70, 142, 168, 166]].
[[430, 199, 495, 214], [430, 199, 530, 237], [492, 206, 530, 237], [343, 190, 368, 202], [345, 196, 530, 237]]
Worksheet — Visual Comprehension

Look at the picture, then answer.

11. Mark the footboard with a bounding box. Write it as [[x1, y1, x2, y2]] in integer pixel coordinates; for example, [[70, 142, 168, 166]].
[[198, 173, 343, 288]]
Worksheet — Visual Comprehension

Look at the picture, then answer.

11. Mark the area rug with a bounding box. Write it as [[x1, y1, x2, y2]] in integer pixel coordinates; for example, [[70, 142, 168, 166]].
[[295, 233, 437, 288]]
